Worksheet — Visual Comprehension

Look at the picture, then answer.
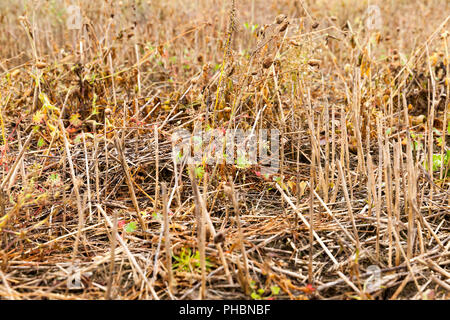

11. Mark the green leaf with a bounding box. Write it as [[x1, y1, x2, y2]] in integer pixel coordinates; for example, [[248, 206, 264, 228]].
[[37, 137, 45, 147], [432, 154, 443, 172], [236, 155, 251, 169], [32, 110, 46, 124], [251, 292, 261, 300], [69, 113, 82, 127], [195, 165, 205, 179], [270, 285, 280, 295], [125, 221, 137, 233], [74, 134, 83, 144]]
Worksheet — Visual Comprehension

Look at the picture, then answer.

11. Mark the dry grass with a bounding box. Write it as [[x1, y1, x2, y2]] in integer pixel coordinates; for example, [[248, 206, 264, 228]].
[[0, 0, 449, 300]]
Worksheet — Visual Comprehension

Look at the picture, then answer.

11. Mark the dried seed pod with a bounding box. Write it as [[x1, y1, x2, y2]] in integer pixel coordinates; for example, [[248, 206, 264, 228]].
[[36, 61, 47, 69], [214, 231, 226, 244], [10, 69, 20, 77], [157, 44, 164, 56], [263, 57, 273, 69], [275, 14, 287, 24], [308, 59, 321, 67], [278, 21, 289, 32], [226, 64, 235, 76]]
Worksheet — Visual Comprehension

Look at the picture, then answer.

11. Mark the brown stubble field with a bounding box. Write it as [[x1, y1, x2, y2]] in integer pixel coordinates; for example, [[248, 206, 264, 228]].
[[0, 0, 449, 300]]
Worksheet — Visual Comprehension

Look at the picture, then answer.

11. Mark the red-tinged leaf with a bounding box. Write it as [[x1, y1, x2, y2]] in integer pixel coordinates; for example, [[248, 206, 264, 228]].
[[300, 284, 316, 294], [118, 220, 126, 229]]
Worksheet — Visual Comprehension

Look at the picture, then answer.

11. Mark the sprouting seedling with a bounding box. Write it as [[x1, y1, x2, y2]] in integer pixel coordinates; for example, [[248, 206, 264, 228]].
[[69, 113, 82, 128], [124, 221, 137, 233], [152, 212, 162, 222], [249, 280, 281, 300], [194, 165, 205, 179], [47, 173, 62, 187], [172, 247, 212, 273], [236, 154, 251, 169], [37, 137, 45, 147], [410, 133, 423, 151], [424, 151, 450, 173], [244, 22, 259, 34]]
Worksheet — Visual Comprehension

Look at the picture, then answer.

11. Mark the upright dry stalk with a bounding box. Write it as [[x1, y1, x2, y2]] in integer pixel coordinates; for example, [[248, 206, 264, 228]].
[[154, 125, 159, 212], [59, 120, 84, 263], [366, 152, 380, 260], [0, 131, 33, 193], [82, 132, 93, 221], [188, 165, 207, 299], [393, 137, 402, 265], [324, 98, 330, 203], [308, 138, 315, 284], [93, 122, 100, 207], [425, 45, 437, 197], [162, 183, 174, 293], [352, 68, 366, 173], [225, 177, 251, 294], [113, 136, 146, 231], [402, 95, 417, 260], [337, 162, 361, 254], [105, 209, 118, 300], [306, 97, 315, 284], [380, 118, 394, 267]]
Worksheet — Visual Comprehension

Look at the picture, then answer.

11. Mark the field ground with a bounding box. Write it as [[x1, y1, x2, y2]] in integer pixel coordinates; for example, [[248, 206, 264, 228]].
[[0, 0, 449, 300]]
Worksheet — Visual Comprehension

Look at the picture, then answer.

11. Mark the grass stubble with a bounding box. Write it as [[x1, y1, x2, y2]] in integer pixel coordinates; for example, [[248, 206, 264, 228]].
[[0, 0, 448, 300]]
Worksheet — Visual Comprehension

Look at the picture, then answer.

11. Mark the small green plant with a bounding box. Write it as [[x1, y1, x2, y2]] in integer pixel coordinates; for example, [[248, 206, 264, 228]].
[[124, 221, 137, 233], [46, 173, 62, 187], [243, 22, 259, 34], [172, 247, 212, 273], [236, 154, 251, 169], [249, 280, 281, 300], [194, 165, 205, 179], [410, 133, 423, 151], [424, 150, 450, 174]]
